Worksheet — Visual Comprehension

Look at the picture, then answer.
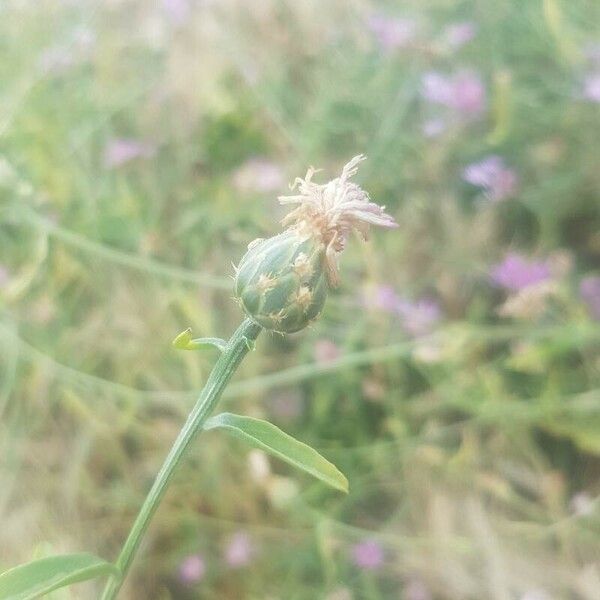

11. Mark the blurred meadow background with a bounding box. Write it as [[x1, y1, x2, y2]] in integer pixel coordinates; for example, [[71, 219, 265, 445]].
[[1, 0, 600, 598]]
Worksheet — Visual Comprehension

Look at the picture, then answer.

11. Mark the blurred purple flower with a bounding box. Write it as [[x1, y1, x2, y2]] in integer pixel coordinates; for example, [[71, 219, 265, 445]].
[[442, 21, 477, 50], [490, 253, 551, 292], [233, 158, 285, 193], [462, 155, 518, 201], [363, 286, 441, 336], [178, 554, 205, 585], [162, 0, 191, 24], [421, 70, 486, 117], [580, 275, 600, 320], [451, 71, 486, 114], [368, 14, 418, 52], [422, 118, 446, 138], [397, 297, 442, 337], [224, 531, 255, 568], [351, 539, 384, 571], [370, 284, 401, 313], [103, 139, 156, 169], [421, 72, 454, 105], [582, 73, 600, 103], [314, 339, 341, 364]]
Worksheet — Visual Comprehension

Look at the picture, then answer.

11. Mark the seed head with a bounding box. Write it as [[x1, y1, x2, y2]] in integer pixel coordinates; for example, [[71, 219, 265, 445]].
[[278, 155, 397, 286]]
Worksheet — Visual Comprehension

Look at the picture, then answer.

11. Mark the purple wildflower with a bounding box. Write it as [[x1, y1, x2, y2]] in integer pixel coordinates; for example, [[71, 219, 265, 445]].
[[370, 284, 401, 313], [224, 531, 255, 568], [580, 275, 600, 320], [442, 21, 477, 50], [451, 71, 486, 114], [351, 539, 384, 571], [178, 554, 205, 585], [582, 73, 600, 103], [103, 138, 156, 169], [397, 297, 442, 337], [421, 70, 486, 117], [314, 339, 341, 365], [490, 253, 551, 292], [233, 158, 284, 193], [462, 155, 518, 201], [367, 14, 418, 52], [421, 72, 454, 105]]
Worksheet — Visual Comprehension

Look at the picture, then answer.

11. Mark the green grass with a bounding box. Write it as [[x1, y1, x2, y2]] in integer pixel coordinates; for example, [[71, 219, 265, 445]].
[[1, 1, 600, 598]]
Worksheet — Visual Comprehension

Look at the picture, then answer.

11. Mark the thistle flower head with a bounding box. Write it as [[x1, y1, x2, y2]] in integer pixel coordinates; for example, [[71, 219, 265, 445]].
[[278, 155, 397, 286], [234, 154, 396, 333]]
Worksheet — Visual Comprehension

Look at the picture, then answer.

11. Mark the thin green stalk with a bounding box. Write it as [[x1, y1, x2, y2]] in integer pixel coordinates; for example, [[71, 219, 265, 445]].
[[100, 318, 262, 600]]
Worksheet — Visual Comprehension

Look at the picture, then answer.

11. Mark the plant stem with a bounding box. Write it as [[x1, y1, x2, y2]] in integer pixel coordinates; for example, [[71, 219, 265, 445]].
[[100, 318, 262, 600]]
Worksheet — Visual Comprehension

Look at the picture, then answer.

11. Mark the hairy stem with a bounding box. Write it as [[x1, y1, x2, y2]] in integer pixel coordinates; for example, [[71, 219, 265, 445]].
[[100, 318, 262, 600]]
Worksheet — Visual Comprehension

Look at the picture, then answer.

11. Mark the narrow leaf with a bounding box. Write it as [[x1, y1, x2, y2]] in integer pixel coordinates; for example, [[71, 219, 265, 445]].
[[0, 553, 119, 600], [204, 412, 348, 493], [172, 328, 226, 352]]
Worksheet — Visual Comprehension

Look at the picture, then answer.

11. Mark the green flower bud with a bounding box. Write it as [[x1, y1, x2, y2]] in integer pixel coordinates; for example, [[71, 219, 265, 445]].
[[234, 230, 328, 333]]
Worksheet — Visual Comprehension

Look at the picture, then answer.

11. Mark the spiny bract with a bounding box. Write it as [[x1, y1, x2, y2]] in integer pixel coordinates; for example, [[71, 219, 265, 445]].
[[234, 230, 327, 333]]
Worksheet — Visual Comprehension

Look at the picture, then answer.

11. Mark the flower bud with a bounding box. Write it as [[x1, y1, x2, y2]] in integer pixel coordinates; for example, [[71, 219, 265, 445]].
[[234, 230, 328, 333]]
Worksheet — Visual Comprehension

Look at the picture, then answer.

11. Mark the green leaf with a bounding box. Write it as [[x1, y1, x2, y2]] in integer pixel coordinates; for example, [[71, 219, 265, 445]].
[[204, 412, 349, 493], [172, 328, 226, 352], [0, 553, 119, 600]]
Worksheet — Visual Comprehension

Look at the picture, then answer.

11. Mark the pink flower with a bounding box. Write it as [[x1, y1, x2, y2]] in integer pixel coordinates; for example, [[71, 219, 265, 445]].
[[462, 155, 518, 201], [314, 339, 341, 364], [580, 275, 600, 320], [421, 72, 454, 105], [370, 284, 401, 313], [451, 71, 486, 114], [178, 554, 205, 585], [103, 138, 156, 169], [396, 297, 442, 337], [351, 539, 384, 571], [367, 14, 418, 52], [224, 532, 255, 568], [421, 70, 486, 117], [490, 253, 551, 291], [442, 21, 477, 50]]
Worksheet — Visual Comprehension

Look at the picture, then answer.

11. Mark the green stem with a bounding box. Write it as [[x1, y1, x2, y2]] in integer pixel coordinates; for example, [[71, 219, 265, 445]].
[[100, 318, 262, 600]]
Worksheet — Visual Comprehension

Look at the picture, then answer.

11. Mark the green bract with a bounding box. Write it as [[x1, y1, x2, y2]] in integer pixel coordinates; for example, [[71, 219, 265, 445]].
[[234, 230, 328, 333]]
